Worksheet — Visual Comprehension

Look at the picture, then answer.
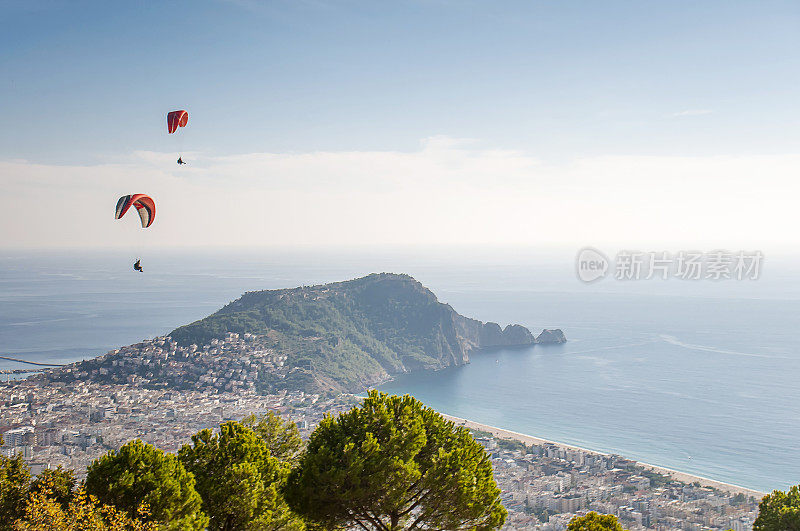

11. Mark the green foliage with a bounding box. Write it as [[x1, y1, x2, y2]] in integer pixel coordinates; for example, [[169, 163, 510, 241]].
[[285, 391, 507, 530], [567, 511, 626, 531], [535, 508, 550, 523], [178, 421, 304, 531], [85, 439, 208, 530], [638, 469, 671, 489], [0, 451, 31, 530], [241, 412, 303, 465], [496, 438, 529, 453], [14, 488, 158, 531], [170, 274, 479, 392], [29, 466, 76, 509], [731, 492, 747, 505], [469, 428, 493, 439], [753, 485, 800, 531]]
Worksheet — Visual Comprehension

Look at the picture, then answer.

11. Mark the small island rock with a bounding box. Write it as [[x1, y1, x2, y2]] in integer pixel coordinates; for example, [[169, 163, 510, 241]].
[[535, 329, 567, 344]]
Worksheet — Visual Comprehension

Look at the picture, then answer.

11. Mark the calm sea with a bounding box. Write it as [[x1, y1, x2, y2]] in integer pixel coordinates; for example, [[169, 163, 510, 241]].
[[1, 247, 798, 493]]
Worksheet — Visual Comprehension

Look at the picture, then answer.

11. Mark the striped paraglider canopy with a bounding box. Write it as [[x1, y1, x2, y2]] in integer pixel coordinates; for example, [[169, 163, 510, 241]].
[[115, 194, 156, 228]]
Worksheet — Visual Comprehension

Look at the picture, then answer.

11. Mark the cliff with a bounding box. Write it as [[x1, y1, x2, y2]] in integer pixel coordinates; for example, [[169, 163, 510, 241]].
[[535, 329, 567, 344], [169, 273, 539, 392]]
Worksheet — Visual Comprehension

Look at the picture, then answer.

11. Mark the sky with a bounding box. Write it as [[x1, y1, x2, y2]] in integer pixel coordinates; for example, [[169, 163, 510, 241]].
[[1, 0, 798, 250]]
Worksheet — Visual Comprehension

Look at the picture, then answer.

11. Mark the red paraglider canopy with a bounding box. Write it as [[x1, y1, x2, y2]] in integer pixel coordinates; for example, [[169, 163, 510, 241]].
[[115, 194, 156, 228], [167, 110, 188, 134]]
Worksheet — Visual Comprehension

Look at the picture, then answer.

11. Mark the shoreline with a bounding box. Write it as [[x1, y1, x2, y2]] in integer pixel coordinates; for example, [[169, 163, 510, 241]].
[[441, 413, 767, 499]]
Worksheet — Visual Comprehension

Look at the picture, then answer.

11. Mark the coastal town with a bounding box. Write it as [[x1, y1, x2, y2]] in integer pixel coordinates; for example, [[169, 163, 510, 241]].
[[3, 1, 794, 528], [34, 332, 294, 394], [1, 335, 761, 531], [470, 427, 760, 530]]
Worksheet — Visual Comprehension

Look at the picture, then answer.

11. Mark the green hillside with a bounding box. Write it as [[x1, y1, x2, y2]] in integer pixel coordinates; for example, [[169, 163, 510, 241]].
[[169, 273, 534, 392]]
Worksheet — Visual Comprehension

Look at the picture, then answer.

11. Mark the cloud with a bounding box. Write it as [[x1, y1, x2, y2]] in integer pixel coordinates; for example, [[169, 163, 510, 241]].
[[670, 109, 714, 117], [1, 138, 798, 249]]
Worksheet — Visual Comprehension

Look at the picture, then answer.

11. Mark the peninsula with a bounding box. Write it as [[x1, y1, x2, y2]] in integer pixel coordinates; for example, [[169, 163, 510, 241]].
[[3, 274, 765, 530], [38, 273, 563, 394]]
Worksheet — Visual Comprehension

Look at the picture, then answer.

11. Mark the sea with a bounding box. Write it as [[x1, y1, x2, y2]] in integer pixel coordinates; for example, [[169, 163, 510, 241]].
[[1, 247, 798, 493]]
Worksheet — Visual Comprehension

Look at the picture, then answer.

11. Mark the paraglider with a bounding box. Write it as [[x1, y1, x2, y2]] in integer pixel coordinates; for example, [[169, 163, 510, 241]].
[[115, 195, 154, 273], [109, 109, 180, 274], [115, 194, 156, 228], [167, 110, 188, 134]]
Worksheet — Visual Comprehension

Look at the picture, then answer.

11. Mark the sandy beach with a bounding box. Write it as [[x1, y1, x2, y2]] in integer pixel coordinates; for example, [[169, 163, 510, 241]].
[[442, 413, 767, 499]]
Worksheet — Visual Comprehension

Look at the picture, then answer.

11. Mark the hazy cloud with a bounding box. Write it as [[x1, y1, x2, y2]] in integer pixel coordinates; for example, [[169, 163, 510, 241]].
[[1, 138, 797, 249]]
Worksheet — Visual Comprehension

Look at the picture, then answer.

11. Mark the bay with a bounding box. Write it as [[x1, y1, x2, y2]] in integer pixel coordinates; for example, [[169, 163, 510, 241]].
[[1, 247, 798, 492]]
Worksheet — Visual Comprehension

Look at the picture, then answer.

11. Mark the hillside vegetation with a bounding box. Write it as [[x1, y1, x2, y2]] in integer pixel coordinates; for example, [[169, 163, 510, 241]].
[[170, 273, 536, 392]]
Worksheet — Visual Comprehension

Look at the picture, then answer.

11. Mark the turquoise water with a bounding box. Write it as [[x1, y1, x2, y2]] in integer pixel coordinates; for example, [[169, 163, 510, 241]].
[[1, 248, 798, 492], [379, 291, 800, 493]]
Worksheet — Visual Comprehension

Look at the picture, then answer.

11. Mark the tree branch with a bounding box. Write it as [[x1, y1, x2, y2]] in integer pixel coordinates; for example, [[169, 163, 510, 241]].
[[397, 488, 432, 518], [354, 506, 390, 531]]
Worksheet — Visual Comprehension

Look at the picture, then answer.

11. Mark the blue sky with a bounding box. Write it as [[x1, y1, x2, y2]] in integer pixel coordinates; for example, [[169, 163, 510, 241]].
[[3, 0, 798, 161], [1, 1, 799, 248]]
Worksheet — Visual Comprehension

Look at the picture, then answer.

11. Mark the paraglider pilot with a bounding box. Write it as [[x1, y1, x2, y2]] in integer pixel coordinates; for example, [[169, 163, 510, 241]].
[[133, 259, 143, 273], [177, 156, 186, 165]]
